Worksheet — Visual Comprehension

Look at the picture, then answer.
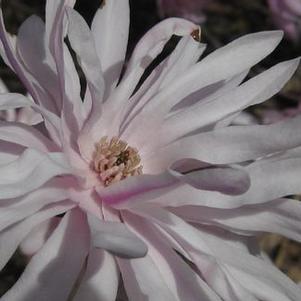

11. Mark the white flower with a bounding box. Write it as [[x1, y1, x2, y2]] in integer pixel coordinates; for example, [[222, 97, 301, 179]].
[[0, 1, 301, 300]]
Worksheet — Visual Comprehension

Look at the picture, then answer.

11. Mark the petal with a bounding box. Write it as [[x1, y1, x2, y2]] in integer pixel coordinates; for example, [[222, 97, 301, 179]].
[[147, 115, 301, 170], [0, 178, 70, 231], [73, 249, 119, 301], [87, 214, 148, 258], [170, 166, 250, 196], [134, 207, 301, 301], [16, 15, 61, 112], [122, 211, 222, 301], [171, 198, 301, 242], [163, 57, 300, 141], [0, 121, 57, 152], [97, 171, 177, 207], [20, 217, 60, 257], [120, 36, 206, 133], [0, 149, 71, 199], [117, 256, 176, 301], [127, 17, 199, 75], [124, 31, 284, 149], [91, 0, 130, 95], [0, 200, 74, 271], [1, 208, 89, 301]]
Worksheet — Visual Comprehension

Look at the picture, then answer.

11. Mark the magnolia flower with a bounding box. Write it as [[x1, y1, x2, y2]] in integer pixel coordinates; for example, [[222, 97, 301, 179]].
[[0, 1, 301, 300], [157, 0, 210, 23], [268, 0, 301, 41]]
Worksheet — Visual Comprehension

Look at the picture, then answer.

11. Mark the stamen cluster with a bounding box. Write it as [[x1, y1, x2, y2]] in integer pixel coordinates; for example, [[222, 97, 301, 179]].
[[93, 136, 143, 186]]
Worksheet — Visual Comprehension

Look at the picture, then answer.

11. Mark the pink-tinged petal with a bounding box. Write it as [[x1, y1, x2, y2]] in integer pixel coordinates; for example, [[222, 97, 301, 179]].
[[0, 200, 74, 271], [163, 57, 300, 141], [0, 93, 33, 111], [0, 179, 70, 231], [146, 115, 301, 171], [126, 18, 199, 75], [231, 157, 301, 206], [0, 141, 24, 165], [73, 249, 119, 301], [120, 36, 206, 133], [124, 31, 284, 150], [170, 166, 250, 196], [171, 198, 301, 242], [117, 256, 176, 301], [0, 121, 57, 152], [91, 0, 130, 96], [45, 0, 76, 48], [16, 15, 61, 112], [134, 207, 301, 300], [20, 217, 60, 257], [1, 208, 89, 301], [67, 8, 107, 161], [0, 9, 42, 106], [87, 214, 148, 258], [97, 172, 177, 207], [0, 92, 61, 145], [195, 252, 262, 301], [122, 212, 222, 301], [0, 149, 71, 199]]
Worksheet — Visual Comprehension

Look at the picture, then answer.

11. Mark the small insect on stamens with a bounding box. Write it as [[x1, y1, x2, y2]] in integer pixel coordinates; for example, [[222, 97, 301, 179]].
[[92, 136, 143, 186]]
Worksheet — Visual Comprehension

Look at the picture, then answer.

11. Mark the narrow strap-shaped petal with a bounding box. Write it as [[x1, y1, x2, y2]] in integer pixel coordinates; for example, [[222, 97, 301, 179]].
[[146, 115, 301, 170], [87, 214, 148, 258], [0, 178, 70, 231], [123, 31, 284, 149], [170, 166, 250, 196], [19, 217, 60, 257], [91, 0, 130, 97], [73, 249, 119, 301], [120, 36, 205, 134], [171, 198, 301, 242], [1, 208, 89, 301], [134, 207, 301, 301], [126, 17, 199, 75], [122, 212, 222, 301], [0, 200, 74, 271], [163, 57, 300, 142], [0, 149, 71, 199], [117, 255, 177, 301], [96, 171, 177, 207], [0, 121, 58, 152], [16, 15, 61, 112]]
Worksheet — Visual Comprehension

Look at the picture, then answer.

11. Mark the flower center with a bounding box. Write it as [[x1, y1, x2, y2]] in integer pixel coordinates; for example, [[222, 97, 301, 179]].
[[92, 136, 143, 186]]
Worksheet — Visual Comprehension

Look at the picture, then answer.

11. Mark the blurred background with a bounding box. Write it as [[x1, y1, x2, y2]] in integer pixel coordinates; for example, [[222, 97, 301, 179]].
[[0, 0, 300, 297]]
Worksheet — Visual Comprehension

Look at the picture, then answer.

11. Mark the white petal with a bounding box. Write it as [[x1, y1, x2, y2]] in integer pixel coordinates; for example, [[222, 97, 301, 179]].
[[163, 57, 300, 141], [171, 198, 301, 242], [88, 214, 148, 258], [0, 179, 69, 231], [124, 31, 284, 148], [134, 207, 301, 300], [170, 166, 250, 196], [147, 115, 301, 171], [73, 249, 119, 301], [122, 211, 222, 301], [1, 208, 89, 301], [126, 17, 199, 75], [91, 0, 130, 95], [17, 15, 61, 112], [97, 171, 177, 207], [20, 217, 60, 257], [118, 255, 176, 301], [0, 121, 57, 152], [0, 200, 74, 271], [0, 149, 71, 199]]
